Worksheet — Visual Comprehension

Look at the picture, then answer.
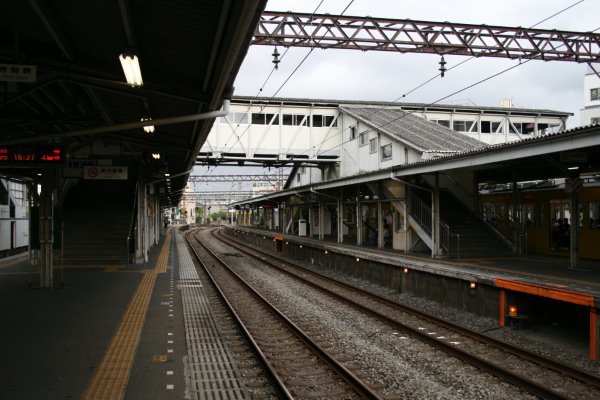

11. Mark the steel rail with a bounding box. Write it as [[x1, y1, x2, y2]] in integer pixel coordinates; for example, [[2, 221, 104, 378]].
[[188, 228, 383, 400], [184, 229, 293, 400], [215, 227, 600, 399]]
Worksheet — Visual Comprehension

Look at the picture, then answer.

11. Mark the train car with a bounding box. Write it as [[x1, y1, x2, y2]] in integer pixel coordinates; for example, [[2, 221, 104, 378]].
[[479, 177, 600, 260]]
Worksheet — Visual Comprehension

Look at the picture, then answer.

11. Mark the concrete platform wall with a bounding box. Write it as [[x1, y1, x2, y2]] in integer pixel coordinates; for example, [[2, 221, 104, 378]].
[[226, 227, 500, 319]]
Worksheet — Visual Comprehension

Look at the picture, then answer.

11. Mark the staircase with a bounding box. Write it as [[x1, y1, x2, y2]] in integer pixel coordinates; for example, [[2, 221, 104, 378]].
[[440, 191, 513, 258], [57, 181, 135, 264]]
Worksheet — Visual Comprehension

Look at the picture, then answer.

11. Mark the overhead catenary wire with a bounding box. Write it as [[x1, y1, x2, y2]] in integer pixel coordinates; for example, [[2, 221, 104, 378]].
[[218, 0, 355, 158], [214, 1, 591, 176], [299, 1, 594, 161]]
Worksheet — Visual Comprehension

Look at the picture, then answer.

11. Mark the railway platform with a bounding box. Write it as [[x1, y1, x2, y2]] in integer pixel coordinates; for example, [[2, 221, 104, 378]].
[[0, 228, 213, 400], [227, 225, 600, 360]]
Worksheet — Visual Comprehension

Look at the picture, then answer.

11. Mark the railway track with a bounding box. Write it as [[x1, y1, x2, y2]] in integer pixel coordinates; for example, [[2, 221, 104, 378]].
[[212, 227, 600, 400], [186, 228, 381, 399]]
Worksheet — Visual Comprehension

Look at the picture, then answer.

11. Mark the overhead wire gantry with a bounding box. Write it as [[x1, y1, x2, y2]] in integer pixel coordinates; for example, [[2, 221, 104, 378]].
[[253, 11, 600, 65]]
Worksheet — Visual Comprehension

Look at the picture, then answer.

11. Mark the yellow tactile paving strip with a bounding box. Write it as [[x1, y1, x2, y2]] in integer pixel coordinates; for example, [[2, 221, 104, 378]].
[[82, 231, 171, 400], [156, 231, 172, 274]]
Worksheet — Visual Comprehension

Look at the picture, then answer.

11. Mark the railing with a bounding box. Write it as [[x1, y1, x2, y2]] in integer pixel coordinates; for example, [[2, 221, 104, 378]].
[[408, 190, 455, 257], [407, 191, 432, 235]]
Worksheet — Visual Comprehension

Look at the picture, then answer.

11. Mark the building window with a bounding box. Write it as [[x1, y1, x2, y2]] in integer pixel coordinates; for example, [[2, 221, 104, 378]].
[[452, 120, 474, 132], [431, 119, 450, 128], [381, 143, 392, 161], [296, 174, 301, 182], [349, 125, 357, 140], [591, 117, 600, 125], [359, 131, 368, 146], [481, 121, 501, 133], [302, 166, 307, 174], [591, 88, 600, 101], [369, 138, 377, 153], [509, 122, 523, 134], [228, 112, 248, 124], [313, 115, 335, 127], [282, 114, 307, 126], [251, 113, 279, 125]]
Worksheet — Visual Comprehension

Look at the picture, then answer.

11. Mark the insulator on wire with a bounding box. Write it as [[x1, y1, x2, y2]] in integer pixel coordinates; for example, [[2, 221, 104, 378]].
[[439, 55, 447, 77], [272, 47, 281, 70]]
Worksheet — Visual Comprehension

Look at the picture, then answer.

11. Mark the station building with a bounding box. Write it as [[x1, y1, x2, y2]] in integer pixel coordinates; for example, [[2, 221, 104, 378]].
[[223, 98, 600, 260], [580, 64, 600, 126]]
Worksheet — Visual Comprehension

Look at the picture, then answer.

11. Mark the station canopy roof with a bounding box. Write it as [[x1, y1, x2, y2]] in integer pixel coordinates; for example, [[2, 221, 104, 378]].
[[0, 0, 267, 205]]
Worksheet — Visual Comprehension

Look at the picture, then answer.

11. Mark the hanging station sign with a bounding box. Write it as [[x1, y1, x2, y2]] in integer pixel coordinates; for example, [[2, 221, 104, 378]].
[[83, 166, 128, 180]]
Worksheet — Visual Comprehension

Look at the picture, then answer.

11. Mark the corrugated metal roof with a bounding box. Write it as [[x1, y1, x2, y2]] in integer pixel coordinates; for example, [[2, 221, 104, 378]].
[[232, 95, 573, 117], [341, 106, 486, 153]]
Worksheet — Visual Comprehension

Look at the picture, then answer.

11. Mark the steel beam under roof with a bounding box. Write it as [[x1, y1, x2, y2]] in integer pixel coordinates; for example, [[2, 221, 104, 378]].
[[188, 174, 283, 183], [253, 11, 600, 63]]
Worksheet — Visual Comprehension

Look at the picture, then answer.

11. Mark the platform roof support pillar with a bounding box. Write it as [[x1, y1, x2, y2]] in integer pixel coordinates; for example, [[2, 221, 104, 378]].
[[318, 199, 324, 241], [499, 289, 506, 327], [590, 307, 598, 360], [511, 169, 519, 254], [570, 187, 579, 269], [39, 172, 55, 288], [356, 187, 362, 246], [337, 189, 343, 243], [377, 198, 383, 249], [432, 172, 441, 257]]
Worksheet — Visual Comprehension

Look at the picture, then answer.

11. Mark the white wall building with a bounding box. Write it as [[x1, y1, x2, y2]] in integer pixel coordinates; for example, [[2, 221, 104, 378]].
[[580, 64, 600, 126], [203, 97, 570, 171]]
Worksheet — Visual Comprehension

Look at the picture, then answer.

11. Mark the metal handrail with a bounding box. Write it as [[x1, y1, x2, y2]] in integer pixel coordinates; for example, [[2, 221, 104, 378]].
[[409, 191, 455, 256], [407, 191, 432, 235]]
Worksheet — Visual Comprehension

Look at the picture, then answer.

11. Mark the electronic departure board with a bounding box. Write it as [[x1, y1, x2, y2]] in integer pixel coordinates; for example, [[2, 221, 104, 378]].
[[0, 145, 64, 166]]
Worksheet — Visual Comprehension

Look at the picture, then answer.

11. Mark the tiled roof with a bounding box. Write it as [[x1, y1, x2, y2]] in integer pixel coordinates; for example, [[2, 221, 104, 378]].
[[340, 106, 486, 153]]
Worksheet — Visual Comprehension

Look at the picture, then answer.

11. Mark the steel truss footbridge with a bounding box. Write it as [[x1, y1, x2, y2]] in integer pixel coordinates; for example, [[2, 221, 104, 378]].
[[199, 11, 600, 167], [196, 11, 600, 205]]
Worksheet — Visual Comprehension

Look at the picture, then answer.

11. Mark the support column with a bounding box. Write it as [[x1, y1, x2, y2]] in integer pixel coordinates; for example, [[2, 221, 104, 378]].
[[39, 173, 54, 288], [512, 168, 520, 254], [590, 307, 598, 360], [318, 199, 324, 240], [337, 189, 343, 243], [377, 199, 383, 248], [499, 289, 506, 327], [432, 173, 440, 257], [570, 187, 578, 269], [356, 195, 362, 246]]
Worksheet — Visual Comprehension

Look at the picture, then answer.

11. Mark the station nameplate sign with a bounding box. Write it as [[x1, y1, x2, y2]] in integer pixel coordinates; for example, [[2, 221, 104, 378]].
[[83, 166, 128, 180]]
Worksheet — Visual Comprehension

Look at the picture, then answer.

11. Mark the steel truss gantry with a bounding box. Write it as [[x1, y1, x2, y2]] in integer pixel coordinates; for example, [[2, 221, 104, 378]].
[[253, 11, 600, 63], [181, 191, 274, 207], [188, 174, 282, 183]]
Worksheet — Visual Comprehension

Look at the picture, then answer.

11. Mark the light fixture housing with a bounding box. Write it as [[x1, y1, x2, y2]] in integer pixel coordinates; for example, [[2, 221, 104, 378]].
[[141, 117, 155, 134], [119, 53, 143, 86]]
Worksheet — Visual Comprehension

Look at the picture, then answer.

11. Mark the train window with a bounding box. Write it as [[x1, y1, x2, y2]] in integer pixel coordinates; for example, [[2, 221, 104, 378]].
[[590, 202, 600, 230], [523, 204, 535, 226]]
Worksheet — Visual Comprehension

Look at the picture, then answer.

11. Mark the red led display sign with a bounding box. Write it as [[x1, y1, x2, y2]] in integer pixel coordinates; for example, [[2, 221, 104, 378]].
[[0, 145, 64, 166]]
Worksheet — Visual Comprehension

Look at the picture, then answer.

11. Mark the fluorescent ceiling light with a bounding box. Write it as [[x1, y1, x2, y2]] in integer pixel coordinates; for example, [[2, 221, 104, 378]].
[[119, 53, 143, 86], [141, 117, 155, 133], [568, 166, 579, 170]]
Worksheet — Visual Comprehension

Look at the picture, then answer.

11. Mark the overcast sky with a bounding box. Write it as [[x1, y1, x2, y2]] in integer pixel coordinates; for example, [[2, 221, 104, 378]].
[[195, 0, 599, 195], [236, 0, 598, 123]]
